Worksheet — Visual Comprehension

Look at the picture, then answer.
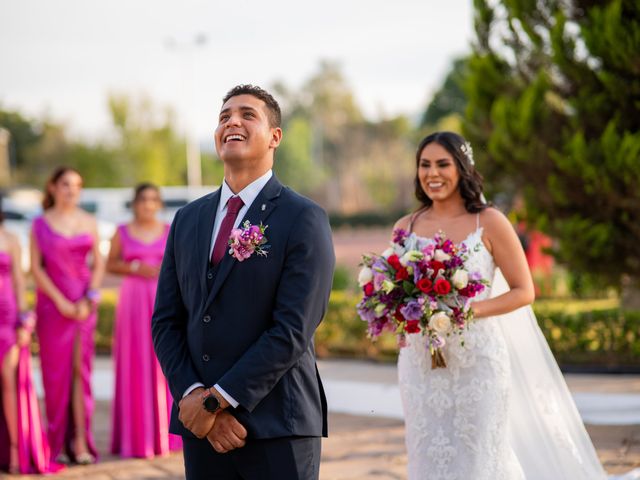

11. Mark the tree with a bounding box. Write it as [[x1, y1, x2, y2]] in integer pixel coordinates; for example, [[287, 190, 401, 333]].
[[0, 108, 42, 173], [274, 115, 325, 195], [108, 93, 188, 186], [420, 58, 468, 128], [462, 0, 640, 299], [272, 61, 415, 214]]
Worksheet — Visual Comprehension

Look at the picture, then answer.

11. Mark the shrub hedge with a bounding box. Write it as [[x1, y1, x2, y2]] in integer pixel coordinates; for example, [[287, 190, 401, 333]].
[[31, 289, 640, 368]]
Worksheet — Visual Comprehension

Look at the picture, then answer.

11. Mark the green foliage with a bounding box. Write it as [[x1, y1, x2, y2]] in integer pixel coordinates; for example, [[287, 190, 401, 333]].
[[274, 115, 324, 195], [1, 93, 193, 187], [87, 289, 638, 367], [328, 209, 408, 228], [538, 308, 640, 367], [421, 58, 468, 127], [108, 93, 188, 186], [462, 0, 640, 288], [332, 265, 353, 291], [0, 108, 42, 170], [272, 61, 416, 213]]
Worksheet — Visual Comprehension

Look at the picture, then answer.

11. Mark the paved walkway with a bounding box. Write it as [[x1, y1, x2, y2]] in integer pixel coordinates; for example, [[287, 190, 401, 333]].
[[6, 358, 640, 479]]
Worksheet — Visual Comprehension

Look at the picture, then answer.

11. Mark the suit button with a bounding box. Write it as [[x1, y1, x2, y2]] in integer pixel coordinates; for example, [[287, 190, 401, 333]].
[[203, 315, 211, 323], [207, 272, 214, 280], [202, 354, 210, 362]]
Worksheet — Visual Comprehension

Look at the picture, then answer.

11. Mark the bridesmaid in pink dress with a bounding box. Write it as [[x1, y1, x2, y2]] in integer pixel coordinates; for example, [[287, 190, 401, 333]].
[[30, 167, 105, 466], [0, 200, 61, 474], [108, 183, 182, 458]]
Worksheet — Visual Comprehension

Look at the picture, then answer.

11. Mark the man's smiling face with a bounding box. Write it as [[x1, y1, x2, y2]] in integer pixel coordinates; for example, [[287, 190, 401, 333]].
[[214, 94, 281, 165]]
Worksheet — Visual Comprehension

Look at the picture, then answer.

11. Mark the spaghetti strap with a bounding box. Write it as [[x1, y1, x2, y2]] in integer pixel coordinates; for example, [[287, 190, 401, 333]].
[[408, 208, 426, 233]]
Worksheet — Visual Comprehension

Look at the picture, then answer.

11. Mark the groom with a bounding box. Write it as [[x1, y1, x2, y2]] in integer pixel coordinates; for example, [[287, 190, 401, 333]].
[[151, 84, 335, 479]]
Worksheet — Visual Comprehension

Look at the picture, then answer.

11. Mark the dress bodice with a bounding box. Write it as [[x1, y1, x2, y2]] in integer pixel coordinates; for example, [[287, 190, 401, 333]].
[[32, 216, 94, 300], [118, 224, 168, 267]]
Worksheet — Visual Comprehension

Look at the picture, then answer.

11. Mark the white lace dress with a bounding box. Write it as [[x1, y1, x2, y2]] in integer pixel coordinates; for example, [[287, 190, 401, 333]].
[[398, 228, 525, 480]]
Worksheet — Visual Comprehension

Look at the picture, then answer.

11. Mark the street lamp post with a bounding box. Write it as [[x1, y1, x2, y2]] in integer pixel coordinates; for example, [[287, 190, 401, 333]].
[[165, 33, 207, 188]]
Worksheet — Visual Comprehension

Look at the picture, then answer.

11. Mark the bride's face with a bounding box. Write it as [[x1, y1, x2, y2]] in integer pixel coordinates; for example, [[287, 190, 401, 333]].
[[418, 142, 461, 202]]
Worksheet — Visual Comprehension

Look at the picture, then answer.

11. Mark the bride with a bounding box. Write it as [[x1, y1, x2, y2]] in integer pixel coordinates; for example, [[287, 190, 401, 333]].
[[393, 131, 632, 479]]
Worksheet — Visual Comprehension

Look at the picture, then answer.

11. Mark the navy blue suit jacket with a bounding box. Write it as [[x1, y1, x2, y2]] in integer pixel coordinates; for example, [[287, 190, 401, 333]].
[[151, 175, 335, 439]]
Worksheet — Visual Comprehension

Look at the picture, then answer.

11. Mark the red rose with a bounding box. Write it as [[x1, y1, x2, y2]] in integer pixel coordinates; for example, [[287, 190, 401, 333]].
[[394, 306, 405, 322], [363, 282, 374, 296], [387, 254, 402, 270], [434, 278, 451, 295], [417, 278, 433, 293], [404, 320, 421, 333], [429, 260, 445, 277], [395, 267, 410, 281]]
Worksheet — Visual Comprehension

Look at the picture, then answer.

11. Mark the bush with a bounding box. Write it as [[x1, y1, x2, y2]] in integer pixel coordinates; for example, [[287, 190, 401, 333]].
[[537, 309, 640, 368], [31, 289, 639, 369], [316, 292, 640, 369], [329, 210, 406, 229]]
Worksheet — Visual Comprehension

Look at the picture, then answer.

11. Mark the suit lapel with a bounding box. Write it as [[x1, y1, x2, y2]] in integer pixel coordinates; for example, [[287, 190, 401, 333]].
[[196, 190, 221, 299], [204, 176, 283, 311]]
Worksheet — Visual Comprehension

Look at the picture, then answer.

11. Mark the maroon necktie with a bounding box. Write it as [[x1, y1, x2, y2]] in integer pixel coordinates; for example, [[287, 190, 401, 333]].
[[211, 196, 244, 265]]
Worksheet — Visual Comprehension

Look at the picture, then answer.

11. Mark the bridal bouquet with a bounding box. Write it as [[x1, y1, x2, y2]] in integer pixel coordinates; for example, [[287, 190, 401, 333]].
[[356, 229, 489, 368]]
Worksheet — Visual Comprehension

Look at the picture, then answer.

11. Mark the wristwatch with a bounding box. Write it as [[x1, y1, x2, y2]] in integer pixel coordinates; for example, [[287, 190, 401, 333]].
[[202, 388, 221, 414]]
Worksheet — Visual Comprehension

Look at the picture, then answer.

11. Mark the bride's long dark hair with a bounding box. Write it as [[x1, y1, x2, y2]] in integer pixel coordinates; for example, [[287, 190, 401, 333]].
[[414, 131, 488, 213]]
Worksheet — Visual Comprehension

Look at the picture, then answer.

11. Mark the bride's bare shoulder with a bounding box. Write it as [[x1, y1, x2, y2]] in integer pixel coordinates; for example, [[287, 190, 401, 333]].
[[393, 213, 413, 232], [479, 207, 511, 230]]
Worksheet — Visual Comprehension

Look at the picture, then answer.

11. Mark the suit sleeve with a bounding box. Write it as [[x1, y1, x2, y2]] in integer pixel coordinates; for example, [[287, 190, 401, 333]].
[[151, 210, 202, 402], [216, 204, 335, 411]]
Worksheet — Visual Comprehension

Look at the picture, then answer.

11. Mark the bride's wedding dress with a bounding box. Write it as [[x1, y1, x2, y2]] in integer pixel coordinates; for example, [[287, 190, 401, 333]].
[[397, 227, 637, 479]]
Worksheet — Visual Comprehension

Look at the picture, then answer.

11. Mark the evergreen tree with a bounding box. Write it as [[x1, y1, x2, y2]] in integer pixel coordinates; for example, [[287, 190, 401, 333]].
[[462, 0, 640, 296]]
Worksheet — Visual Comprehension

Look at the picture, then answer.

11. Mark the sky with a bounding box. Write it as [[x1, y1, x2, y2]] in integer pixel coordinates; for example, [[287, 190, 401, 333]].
[[0, 0, 473, 143]]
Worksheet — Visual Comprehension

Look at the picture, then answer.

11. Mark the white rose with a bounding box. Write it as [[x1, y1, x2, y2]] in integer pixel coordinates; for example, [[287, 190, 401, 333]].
[[429, 312, 452, 334], [433, 249, 451, 262], [401, 250, 424, 266], [382, 247, 394, 258], [451, 269, 469, 289], [358, 267, 373, 286]]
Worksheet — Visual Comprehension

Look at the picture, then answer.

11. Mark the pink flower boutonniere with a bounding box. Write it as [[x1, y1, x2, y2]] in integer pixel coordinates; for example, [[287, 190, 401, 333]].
[[228, 221, 269, 262]]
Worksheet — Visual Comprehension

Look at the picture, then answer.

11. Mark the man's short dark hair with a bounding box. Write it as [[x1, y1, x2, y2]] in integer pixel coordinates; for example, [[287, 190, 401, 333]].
[[222, 84, 281, 128]]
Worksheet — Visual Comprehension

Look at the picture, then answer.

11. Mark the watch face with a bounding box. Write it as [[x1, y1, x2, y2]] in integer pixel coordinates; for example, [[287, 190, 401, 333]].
[[203, 394, 220, 413]]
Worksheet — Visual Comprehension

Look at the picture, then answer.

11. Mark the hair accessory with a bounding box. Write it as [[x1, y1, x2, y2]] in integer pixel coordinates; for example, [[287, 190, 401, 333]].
[[461, 141, 474, 165]]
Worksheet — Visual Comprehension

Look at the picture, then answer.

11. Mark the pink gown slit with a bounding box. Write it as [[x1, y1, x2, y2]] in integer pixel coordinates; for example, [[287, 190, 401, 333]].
[[32, 216, 98, 462], [0, 250, 62, 473]]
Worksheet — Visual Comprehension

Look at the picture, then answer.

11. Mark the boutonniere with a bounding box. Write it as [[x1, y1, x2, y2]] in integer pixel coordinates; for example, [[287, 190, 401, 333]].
[[228, 221, 269, 261]]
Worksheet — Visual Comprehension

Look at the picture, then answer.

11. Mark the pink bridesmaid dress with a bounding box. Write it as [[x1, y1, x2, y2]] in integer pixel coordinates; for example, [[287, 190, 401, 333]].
[[110, 224, 182, 458], [32, 216, 98, 462], [0, 251, 62, 474]]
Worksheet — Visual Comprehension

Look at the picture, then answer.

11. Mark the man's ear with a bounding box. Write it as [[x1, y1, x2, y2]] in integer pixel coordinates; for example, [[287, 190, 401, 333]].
[[269, 127, 283, 149]]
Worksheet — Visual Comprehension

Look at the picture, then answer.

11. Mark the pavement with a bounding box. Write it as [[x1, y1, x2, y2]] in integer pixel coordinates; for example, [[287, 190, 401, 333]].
[[4, 358, 640, 479]]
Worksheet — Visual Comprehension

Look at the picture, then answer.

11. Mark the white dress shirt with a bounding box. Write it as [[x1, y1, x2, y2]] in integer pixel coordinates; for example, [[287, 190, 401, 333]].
[[183, 169, 273, 408]]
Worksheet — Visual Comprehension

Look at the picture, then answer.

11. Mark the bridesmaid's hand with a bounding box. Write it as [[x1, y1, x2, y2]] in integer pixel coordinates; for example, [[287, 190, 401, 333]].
[[16, 327, 31, 348], [137, 262, 161, 279], [56, 298, 78, 318], [74, 299, 91, 321]]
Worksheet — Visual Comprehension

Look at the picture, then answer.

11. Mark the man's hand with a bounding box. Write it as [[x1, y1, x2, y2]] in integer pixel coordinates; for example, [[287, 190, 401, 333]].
[[206, 410, 247, 454], [178, 387, 217, 438]]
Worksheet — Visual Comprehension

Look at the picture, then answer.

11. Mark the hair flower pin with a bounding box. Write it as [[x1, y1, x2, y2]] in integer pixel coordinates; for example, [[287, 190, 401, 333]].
[[460, 141, 474, 165]]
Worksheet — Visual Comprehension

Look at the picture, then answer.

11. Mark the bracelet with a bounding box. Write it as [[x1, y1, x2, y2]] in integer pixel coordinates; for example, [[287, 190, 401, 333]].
[[16, 311, 36, 333], [129, 260, 141, 273], [86, 289, 101, 306]]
